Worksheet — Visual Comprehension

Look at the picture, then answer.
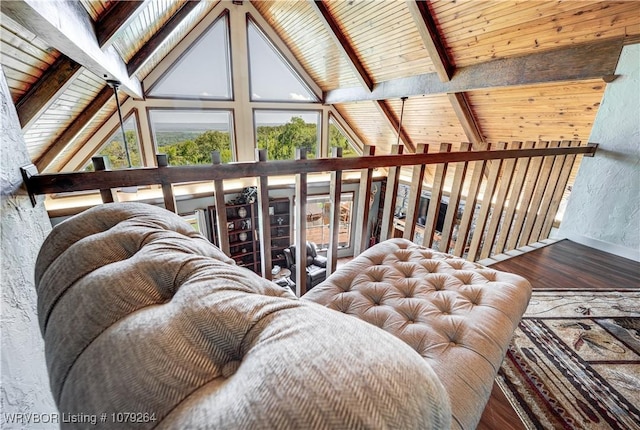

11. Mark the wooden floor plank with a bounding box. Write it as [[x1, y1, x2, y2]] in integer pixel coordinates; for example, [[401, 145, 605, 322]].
[[478, 383, 526, 430], [490, 239, 640, 290]]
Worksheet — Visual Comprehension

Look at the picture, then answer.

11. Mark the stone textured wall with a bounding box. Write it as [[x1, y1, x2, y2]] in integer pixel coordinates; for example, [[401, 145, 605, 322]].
[[558, 44, 640, 261], [1, 66, 57, 426]]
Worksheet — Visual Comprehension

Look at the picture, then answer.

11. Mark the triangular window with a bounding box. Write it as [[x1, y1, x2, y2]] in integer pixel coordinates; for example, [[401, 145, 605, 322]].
[[247, 19, 316, 102], [85, 115, 142, 170], [148, 15, 232, 99], [329, 117, 359, 157]]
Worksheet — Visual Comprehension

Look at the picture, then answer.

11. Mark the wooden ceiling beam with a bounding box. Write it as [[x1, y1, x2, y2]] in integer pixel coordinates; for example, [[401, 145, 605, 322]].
[[624, 34, 640, 46], [308, 0, 373, 92], [406, 0, 453, 82], [34, 85, 114, 172], [325, 37, 624, 104], [447, 92, 484, 147], [448, 92, 494, 178], [374, 100, 416, 153], [127, 0, 202, 76], [1, 0, 143, 98], [97, 1, 148, 48], [15, 54, 82, 129]]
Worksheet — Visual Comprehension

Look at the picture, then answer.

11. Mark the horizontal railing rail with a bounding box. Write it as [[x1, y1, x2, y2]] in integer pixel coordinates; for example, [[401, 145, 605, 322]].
[[22, 145, 596, 195], [21, 141, 597, 296]]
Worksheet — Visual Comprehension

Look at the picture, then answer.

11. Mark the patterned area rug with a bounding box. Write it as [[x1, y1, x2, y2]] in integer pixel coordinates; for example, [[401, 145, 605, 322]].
[[497, 290, 640, 430]]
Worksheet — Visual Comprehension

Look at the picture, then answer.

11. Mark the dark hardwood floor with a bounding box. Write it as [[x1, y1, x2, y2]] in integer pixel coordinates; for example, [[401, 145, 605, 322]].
[[490, 239, 640, 290], [478, 239, 640, 429]]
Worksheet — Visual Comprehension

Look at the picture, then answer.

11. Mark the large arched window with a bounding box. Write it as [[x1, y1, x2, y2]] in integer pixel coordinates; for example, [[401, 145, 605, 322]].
[[81, 4, 362, 172]]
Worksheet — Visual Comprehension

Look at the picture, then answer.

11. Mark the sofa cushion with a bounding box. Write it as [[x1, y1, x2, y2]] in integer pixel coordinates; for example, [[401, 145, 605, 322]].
[[36, 203, 452, 429]]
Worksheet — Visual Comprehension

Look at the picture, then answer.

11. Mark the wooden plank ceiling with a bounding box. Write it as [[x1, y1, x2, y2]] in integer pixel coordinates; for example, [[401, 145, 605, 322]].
[[0, 13, 62, 103], [0, 0, 639, 174]]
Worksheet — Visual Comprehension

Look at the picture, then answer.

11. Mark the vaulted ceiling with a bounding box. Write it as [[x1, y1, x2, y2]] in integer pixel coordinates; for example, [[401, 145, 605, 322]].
[[2, 0, 639, 174]]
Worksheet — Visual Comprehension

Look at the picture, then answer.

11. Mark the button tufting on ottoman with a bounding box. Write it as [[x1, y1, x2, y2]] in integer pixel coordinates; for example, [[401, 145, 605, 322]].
[[303, 238, 532, 430]]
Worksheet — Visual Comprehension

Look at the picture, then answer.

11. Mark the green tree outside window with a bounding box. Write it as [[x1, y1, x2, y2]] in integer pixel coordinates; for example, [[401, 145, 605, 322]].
[[329, 122, 358, 157], [87, 130, 141, 171], [257, 116, 318, 160], [159, 130, 232, 165]]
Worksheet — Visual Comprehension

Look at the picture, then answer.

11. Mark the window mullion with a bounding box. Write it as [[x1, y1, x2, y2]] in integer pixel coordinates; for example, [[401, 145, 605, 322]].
[[136, 107, 156, 167], [229, 3, 254, 162]]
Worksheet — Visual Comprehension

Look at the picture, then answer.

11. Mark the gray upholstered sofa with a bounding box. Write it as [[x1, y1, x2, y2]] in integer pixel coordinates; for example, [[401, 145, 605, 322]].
[[35, 202, 531, 429]]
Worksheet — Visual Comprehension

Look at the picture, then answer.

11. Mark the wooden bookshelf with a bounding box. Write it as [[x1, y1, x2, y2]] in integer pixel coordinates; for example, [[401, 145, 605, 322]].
[[269, 197, 291, 269], [208, 197, 291, 275], [210, 201, 260, 273]]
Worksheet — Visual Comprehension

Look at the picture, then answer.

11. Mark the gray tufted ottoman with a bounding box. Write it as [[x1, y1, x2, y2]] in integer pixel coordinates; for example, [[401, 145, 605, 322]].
[[303, 238, 532, 430]]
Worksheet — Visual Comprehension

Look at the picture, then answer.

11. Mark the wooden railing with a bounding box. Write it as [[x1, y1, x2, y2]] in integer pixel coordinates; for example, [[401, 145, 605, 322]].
[[21, 141, 597, 296]]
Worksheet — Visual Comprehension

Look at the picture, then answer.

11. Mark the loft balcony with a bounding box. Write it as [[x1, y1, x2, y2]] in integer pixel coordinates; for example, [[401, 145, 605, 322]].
[[22, 141, 597, 296]]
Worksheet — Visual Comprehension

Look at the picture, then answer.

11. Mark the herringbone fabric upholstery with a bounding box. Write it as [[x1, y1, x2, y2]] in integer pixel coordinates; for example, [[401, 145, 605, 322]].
[[35, 203, 451, 429], [303, 238, 532, 430]]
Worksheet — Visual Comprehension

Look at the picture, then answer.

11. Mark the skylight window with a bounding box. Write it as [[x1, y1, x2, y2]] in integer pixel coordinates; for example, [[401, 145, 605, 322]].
[[148, 15, 232, 99], [247, 19, 317, 102]]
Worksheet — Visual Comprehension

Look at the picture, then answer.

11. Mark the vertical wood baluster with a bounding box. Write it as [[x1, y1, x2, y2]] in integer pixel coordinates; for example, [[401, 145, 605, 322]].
[[403, 143, 428, 241], [211, 151, 230, 256], [380, 144, 403, 242], [327, 147, 343, 275], [92, 156, 116, 203], [353, 145, 375, 255], [423, 143, 451, 248], [530, 140, 569, 243], [440, 142, 471, 254], [294, 148, 308, 296], [157, 153, 176, 213], [454, 145, 490, 257], [542, 140, 581, 238], [467, 142, 506, 261], [507, 141, 548, 251], [494, 141, 534, 255], [480, 141, 521, 260], [519, 141, 559, 247], [256, 149, 272, 280]]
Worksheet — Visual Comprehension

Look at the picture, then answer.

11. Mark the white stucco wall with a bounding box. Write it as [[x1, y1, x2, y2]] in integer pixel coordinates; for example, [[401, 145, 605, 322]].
[[1, 66, 57, 427], [558, 44, 640, 261]]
